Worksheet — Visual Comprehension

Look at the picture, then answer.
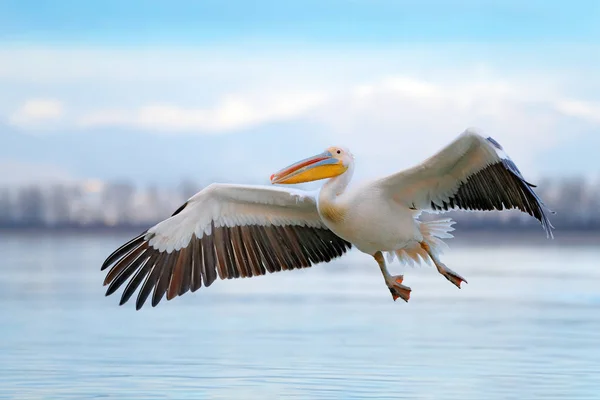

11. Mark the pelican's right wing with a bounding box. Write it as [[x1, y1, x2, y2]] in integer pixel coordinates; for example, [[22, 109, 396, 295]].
[[101, 183, 352, 309]]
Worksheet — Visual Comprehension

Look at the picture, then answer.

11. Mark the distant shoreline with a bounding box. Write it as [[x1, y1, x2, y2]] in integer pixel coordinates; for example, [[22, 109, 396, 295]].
[[1, 225, 598, 246]]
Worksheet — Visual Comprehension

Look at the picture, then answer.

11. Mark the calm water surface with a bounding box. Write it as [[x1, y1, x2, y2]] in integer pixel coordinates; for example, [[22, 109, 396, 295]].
[[1, 231, 599, 399]]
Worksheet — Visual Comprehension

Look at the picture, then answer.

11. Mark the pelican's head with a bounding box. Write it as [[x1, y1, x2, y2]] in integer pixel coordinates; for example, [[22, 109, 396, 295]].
[[270, 146, 353, 185]]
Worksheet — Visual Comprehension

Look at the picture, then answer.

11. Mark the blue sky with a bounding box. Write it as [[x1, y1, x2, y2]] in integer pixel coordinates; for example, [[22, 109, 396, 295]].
[[1, 0, 599, 186], [2, 0, 600, 44]]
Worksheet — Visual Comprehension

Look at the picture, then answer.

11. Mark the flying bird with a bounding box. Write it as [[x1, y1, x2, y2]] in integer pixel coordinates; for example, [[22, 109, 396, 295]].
[[100, 129, 554, 309]]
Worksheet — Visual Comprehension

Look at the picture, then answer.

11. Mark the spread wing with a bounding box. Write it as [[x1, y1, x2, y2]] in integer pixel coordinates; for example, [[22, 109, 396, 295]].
[[100, 183, 352, 309], [375, 129, 554, 237]]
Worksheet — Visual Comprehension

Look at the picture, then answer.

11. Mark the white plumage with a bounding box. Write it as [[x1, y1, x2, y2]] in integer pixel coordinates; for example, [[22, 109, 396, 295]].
[[101, 128, 553, 309], [375, 130, 552, 237], [146, 184, 324, 253]]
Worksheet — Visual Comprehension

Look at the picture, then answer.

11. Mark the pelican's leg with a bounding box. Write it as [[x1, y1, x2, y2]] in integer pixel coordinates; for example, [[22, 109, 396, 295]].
[[373, 251, 411, 302], [420, 242, 468, 289]]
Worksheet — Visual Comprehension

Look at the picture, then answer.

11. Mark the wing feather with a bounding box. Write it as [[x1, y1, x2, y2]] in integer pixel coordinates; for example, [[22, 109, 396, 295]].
[[166, 251, 186, 300], [177, 242, 193, 295], [101, 183, 352, 309], [375, 129, 554, 237], [152, 252, 173, 306], [120, 254, 155, 306]]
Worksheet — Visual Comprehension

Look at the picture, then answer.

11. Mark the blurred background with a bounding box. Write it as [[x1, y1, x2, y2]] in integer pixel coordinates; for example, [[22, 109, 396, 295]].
[[1, 1, 599, 399]]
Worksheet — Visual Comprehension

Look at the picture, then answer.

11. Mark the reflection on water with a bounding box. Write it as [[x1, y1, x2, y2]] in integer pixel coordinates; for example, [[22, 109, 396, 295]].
[[1, 231, 599, 399]]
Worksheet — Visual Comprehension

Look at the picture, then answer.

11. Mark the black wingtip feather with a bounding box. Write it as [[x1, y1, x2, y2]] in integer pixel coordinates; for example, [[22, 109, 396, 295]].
[[102, 223, 351, 310], [486, 136, 504, 150], [171, 201, 188, 217], [100, 233, 146, 271], [500, 159, 555, 239], [437, 156, 555, 240], [119, 256, 155, 306], [136, 252, 167, 310]]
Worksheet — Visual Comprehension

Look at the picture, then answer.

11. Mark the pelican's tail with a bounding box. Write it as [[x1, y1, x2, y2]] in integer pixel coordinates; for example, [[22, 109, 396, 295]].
[[419, 218, 456, 257], [387, 218, 456, 267]]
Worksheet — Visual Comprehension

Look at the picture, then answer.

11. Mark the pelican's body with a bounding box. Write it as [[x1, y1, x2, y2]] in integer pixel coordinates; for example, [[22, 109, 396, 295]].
[[100, 129, 554, 309], [317, 180, 421, 255]]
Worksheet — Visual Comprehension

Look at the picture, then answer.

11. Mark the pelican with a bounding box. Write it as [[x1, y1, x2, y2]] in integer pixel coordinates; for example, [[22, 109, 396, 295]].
[[100, 128, 554, 309]]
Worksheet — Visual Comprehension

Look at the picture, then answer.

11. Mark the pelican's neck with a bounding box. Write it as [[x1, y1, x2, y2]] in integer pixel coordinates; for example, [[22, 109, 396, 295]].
[[319, 162, 354, 202]]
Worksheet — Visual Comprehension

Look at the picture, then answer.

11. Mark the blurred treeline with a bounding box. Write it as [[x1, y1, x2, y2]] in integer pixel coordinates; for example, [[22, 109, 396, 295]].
[[0, 176, 598, 231]]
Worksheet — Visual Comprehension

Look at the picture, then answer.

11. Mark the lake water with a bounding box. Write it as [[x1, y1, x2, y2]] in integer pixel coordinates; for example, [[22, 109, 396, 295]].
[[1, 231, 599, 399]]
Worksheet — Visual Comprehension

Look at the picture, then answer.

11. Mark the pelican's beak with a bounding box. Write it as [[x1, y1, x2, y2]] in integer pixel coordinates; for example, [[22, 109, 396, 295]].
[[270, 151, 347, 184]]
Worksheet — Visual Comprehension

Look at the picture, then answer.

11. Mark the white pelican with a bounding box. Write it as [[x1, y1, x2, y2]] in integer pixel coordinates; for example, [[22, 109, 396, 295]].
[[101, 129, 553, 309]]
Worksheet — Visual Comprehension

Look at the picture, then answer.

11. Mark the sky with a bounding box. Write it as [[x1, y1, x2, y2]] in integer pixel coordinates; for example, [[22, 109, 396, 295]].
[[1, 0, 600, 187]]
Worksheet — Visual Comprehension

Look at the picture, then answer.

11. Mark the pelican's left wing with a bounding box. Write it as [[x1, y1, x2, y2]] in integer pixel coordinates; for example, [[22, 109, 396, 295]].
[[375, 129, 554, 237], [101, 183, 352, 309]]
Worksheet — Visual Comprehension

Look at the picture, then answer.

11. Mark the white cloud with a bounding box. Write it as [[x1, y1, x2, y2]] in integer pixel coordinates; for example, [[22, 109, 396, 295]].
[[1, 45, 598, 180], [554, 99, 600, 124], [309, 74, 594, 180], [77, 91, 328, 132], [9, 98, 64, 128], [4, 72, 598, 182]]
